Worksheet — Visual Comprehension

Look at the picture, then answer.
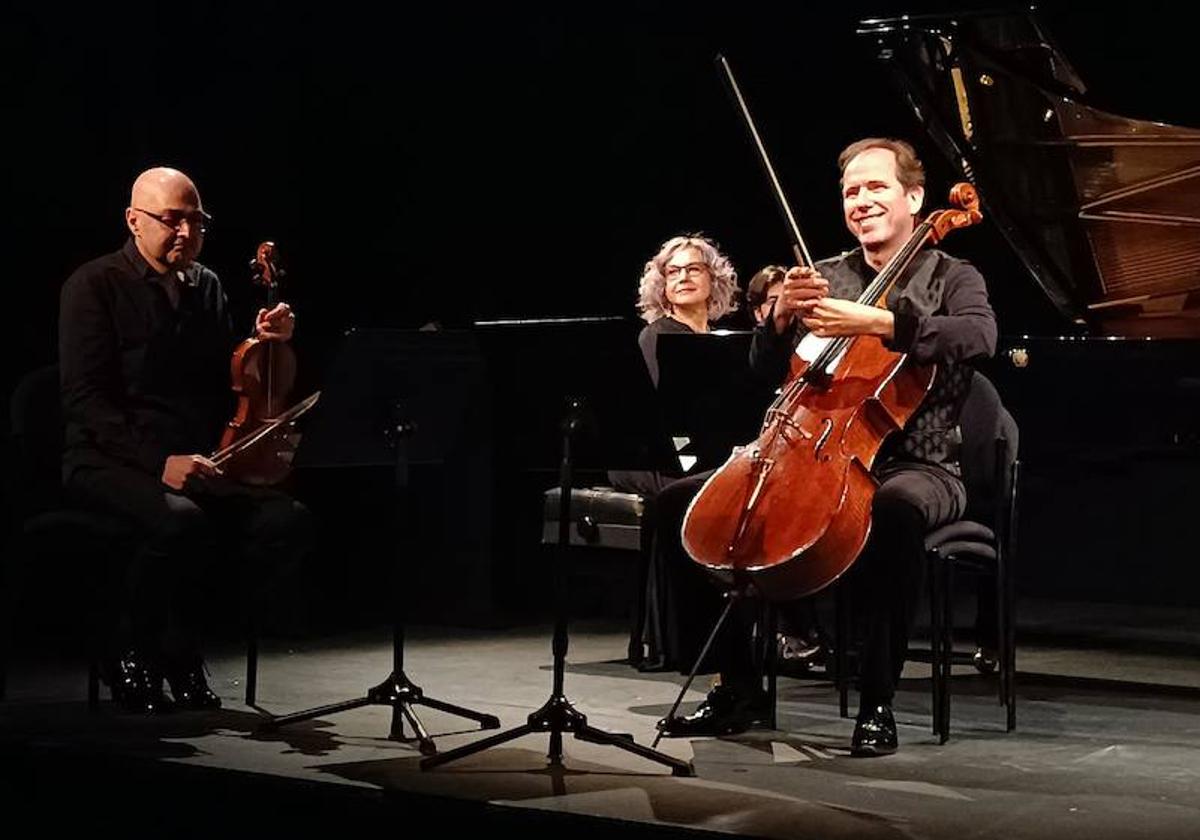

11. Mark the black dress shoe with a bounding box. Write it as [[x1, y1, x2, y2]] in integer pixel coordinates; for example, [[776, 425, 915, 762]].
[[103, 650, 174, 714], [777, 632, 826, 673], [656, 685, 770, 737], [972, 646, 999, 674], [851, 703, 898, 756], [166, 655, 222, 710]]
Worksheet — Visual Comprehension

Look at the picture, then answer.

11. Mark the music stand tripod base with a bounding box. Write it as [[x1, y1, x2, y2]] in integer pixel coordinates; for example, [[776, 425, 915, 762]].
[[255, 554, 500, 757], [259, 669, 501, 756], [420, 397, 694, 777], [259, 329, 500, 754], [420, 692, 693, 775]]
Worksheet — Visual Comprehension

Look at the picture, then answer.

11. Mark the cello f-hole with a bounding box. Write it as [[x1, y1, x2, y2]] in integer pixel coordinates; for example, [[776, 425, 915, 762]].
[[813, 418, 834, 458]]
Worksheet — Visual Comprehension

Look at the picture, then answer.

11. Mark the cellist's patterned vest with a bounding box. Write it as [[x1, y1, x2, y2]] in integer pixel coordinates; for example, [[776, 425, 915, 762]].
[[807, 248, 973, 476]]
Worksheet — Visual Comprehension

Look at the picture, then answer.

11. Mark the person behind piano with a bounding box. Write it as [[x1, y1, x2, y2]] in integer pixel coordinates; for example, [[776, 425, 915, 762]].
[[633, 234, 740, 387], [609, 234, 740, 500], [609, 235, 740, 670], [745, 264, 786, 328], [656, 139, 997, 756]]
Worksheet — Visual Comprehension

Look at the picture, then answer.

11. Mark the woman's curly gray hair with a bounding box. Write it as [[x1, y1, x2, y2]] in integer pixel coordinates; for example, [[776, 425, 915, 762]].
[[636, 234, 739, 324]]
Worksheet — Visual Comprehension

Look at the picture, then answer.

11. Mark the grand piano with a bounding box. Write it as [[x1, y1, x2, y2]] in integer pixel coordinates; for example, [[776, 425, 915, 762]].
[[857, 10, 1200, 604]]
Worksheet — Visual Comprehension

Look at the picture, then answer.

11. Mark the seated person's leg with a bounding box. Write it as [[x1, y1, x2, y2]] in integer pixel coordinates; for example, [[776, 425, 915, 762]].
[[653, 471, 772, 736], [776, 597, 827, 671], [68, 464, 217, 711], [190, 480, 315, 638], [849, 462, 964, 755], [650, 471, 721, 673]]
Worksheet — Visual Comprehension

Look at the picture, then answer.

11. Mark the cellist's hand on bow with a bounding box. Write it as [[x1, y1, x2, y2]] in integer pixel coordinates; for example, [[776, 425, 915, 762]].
[[801, 298, 895, 339], [772, 267, 829, 333], [256, 303, 295, 342]]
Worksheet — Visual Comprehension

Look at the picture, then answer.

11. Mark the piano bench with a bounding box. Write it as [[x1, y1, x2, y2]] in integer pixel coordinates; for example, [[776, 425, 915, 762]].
[[542, 486, 646, 551], [542, 487, 652, 657]]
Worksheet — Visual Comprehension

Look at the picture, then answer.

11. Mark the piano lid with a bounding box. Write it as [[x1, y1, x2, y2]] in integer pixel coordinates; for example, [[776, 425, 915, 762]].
[[858, 9, 1200, 338]]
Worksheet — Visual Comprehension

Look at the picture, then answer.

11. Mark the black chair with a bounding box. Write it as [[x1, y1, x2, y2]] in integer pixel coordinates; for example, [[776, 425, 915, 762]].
[[1, 365, 261, 708], [926, 370, 1019, 743], [2, 365, 132, 708], [836, 370, 1020, 743]]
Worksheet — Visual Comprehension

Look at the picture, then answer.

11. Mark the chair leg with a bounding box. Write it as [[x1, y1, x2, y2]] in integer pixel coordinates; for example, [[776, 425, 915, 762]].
[[1004, 634, 1016, 732], [245, 630, 259, 707], [1004, 459, 1020, 732], [940, 561, 954, 745], [630, 517, 654, 666], [994, 551, 1007, 708], [928, 553, 942, 737], [764, 603, 778, 730], [1004, 551, 1017, 732], [1006, 636, 1016, 732], [1, 556, 9, 703], [835, 583, 849, 719], [88, 660, 100, 711]]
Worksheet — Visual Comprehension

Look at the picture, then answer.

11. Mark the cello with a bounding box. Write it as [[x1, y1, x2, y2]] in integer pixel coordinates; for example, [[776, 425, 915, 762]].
[[215, 241, 316, 485]]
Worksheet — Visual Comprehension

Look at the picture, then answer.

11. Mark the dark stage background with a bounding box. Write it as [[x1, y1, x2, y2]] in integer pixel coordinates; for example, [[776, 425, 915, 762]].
[[5, 2, 1198, 624]]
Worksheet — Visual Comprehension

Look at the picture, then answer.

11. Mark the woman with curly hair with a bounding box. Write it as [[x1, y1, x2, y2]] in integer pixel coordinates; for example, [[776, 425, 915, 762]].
[[610, 233, 740, 498], [634, 234, 739, 386], [614, 235, 740, 670]]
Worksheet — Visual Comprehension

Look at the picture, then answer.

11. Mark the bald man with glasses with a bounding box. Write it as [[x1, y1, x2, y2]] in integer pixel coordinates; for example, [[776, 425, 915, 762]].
[[58, 166, 309, 714]]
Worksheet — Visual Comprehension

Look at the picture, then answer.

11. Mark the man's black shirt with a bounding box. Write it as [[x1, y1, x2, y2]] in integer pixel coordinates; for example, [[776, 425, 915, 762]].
[[59, 238, 237, 481]]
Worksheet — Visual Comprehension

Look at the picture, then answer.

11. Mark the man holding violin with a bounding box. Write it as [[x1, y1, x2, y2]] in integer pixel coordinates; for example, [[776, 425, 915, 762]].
[[59, 166, 309, 713], [657, 139, 996, 755]]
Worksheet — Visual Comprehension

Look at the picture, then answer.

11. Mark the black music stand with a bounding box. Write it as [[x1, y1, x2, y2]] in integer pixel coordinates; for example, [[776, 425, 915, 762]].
[[258, 328, 500, 754], [654, 330, 771, 472], [420, 318, 694, 776]]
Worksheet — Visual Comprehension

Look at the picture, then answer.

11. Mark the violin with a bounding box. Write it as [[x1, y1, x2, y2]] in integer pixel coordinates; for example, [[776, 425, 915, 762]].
[[216, 241, 302, 485]]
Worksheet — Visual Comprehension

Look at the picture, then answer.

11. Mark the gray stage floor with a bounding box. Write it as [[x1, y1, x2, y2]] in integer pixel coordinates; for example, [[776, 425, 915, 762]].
[[3, 599, 1200, 839]]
